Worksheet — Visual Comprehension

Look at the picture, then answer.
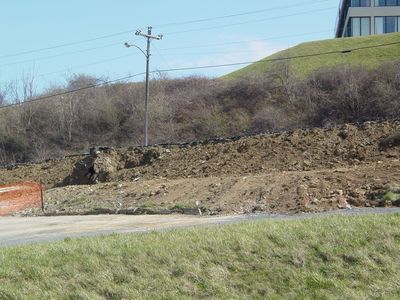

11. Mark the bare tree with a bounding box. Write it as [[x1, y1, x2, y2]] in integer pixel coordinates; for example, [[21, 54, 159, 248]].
[[0, 82, 12, 107]]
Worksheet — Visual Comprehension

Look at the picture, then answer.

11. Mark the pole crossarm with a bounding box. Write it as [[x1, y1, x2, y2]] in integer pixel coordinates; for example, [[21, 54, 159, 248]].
[[135, 28, 163, 40]]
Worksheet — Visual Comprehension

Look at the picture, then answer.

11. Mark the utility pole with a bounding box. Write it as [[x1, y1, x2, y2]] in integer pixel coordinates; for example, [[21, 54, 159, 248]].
[[125, 26, 163, 146]]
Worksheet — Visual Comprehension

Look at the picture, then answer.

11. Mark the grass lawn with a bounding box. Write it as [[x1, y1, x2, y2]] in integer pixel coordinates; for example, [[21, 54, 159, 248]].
[[1, 214, 400, 299], [225, 32, 400, 79]]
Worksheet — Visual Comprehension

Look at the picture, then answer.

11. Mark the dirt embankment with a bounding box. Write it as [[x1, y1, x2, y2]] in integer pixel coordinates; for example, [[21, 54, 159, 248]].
[[1, 120, 400, 215]]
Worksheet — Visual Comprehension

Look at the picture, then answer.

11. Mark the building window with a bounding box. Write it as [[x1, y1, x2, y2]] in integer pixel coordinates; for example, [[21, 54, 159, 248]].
[[351, 0, 371, 6], [361, 17, 371, 35], [374, 0, 400, 6], [375, 16, 400, 33], [347, 17, 371, 36]]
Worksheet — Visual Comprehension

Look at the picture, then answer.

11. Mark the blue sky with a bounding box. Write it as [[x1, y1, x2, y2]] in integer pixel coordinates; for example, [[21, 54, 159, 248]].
[[0, 0, 339, 93]]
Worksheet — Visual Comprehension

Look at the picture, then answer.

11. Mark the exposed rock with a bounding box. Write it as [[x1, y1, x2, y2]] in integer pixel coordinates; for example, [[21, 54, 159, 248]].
[[379, 130, 400, 149]]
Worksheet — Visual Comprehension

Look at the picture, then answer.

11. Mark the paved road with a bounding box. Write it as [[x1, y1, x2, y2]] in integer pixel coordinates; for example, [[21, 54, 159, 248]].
[[1, 207, 399, 248]]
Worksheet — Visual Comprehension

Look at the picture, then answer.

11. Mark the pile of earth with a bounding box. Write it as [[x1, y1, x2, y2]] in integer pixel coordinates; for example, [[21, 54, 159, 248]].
[[1, 120, 400, 215], [42, 161, 400, 216]]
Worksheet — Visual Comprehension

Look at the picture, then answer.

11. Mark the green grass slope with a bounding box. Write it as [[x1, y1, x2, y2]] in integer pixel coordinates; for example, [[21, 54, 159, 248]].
[[226, 32, 400, 79], [1, 214, 400, 299]]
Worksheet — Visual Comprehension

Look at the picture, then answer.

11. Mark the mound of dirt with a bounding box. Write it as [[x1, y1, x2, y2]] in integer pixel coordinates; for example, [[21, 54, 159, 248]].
[[1, 120, 400, 215], [63, 120, 400, 185], [43, 160, 400, 216]]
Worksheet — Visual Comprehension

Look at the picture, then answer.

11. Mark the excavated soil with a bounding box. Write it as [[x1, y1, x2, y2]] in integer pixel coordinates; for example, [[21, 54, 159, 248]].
[[1, 120, 400, 215]]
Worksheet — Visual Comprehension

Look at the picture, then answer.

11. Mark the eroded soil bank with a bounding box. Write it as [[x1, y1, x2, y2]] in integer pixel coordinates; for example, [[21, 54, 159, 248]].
[[1, 120, 399, 215]]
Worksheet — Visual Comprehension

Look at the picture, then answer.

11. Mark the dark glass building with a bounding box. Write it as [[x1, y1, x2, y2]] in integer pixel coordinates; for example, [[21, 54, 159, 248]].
[[336, 0, 400, 37]]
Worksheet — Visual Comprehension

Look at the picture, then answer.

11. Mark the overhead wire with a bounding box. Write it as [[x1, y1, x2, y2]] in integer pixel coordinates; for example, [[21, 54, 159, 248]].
[[0, 5, 335, 83], [158, 47, 284, 57], [149, 0, 331, 29], [157, 30, 332, 51], [36, 37, 142, 78], [1, 27, 333, 81], [0, 1, 332, 59], [153, 44, 173, 70], [0, 29, 331, 70], [163, 7, 336, 35], [0, 72, 146, 109], [0, 42, 122, 68], [1, 39, 399, 110], [156, 39, 400, 73], [0, 30, 134, 60], [37, 53, 139, 78]]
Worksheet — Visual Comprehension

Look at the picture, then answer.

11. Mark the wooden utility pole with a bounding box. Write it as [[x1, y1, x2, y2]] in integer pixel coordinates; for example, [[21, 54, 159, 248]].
[[125, 26, 163, 146]]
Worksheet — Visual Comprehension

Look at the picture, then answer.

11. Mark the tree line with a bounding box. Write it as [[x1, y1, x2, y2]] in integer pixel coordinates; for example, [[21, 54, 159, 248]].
[[0, 61, 399, 164]]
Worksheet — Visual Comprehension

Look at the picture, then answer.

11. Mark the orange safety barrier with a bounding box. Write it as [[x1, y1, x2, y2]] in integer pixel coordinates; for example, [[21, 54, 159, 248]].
[[0, 182, 43, 216]]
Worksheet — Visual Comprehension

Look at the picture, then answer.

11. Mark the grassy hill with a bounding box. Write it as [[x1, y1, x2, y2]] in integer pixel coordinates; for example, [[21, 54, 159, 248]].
[[226, 32, 400, 79]]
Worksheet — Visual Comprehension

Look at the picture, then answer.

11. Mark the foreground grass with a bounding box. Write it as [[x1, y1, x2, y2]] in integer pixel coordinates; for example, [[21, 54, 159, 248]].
[[1, 214, 400, 299], [226, 32, 400, 79]]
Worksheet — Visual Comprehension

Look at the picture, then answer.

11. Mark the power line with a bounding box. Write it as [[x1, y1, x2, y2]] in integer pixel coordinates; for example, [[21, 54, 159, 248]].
[[0, 30, 331, 70], [150, 0, 330, 29], [158, 47, 284, 57], [2, 39, 399, 110], [164, 7, 336, 35], [154, 40, 400, 73], [0, 6, 334, 87], [0, 42, 122, 68], [3, 46, 290, 80], [0, 1, 330, 60], [37, 53, 139, 78], [153, 44, 173, 70], [0, 72, 146, 109], [157, 30, 332, 51], [3, 30, 332, 81], [0, 31, 134, 60]]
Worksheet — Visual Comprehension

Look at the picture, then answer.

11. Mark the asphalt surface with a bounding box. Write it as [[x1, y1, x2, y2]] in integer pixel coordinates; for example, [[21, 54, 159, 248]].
[[1, 207, 399, 248]]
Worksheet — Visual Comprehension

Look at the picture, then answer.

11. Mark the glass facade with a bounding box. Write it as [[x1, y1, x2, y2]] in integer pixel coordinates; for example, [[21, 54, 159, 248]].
[[361, 17, 371, 34], [337, 0, 400, 37], [346, 17, 371, 36], [375, 0, 400, 6], [351, 0, 371, 6], [375, 16, 400, 33]]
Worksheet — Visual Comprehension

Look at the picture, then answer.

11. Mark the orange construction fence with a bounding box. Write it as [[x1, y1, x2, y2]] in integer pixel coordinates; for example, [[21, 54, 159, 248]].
[[0, 182, 43, 216]]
